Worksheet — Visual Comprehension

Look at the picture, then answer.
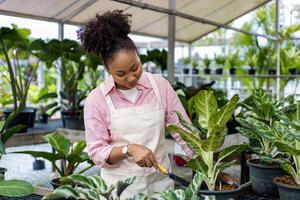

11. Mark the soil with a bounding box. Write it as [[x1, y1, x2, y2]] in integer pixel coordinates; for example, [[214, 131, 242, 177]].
[[274, 175, 297, 186], [215, 183, 237, 191]]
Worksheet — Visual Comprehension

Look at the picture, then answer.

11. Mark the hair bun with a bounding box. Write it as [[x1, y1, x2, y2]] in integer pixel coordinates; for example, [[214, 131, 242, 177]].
[[77, 10, 132, 54]]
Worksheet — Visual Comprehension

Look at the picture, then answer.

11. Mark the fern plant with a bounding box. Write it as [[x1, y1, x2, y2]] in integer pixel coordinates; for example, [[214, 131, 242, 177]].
[[167, 90, 246, 191]]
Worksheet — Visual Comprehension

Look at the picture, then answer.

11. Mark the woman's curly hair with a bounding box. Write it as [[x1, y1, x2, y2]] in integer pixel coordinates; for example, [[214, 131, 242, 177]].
[[77, 10, 136, 65]]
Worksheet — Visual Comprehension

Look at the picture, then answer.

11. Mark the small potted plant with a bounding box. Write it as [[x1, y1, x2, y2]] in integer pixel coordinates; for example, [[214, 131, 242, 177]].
[[179, 57, 191, 74], [245, 48, 258, 75], [272, 102, 300, 200], [214, 54, 226, 75], [236, 89, 293, 197], [227, 50, 242, 75], [140, 49, 167, 73], [168, 90, 247, 199], [42, 174, 136, 199], [203, 56, 211, 74], [191, 59, 199, 74], [13, 131, 95, 189]]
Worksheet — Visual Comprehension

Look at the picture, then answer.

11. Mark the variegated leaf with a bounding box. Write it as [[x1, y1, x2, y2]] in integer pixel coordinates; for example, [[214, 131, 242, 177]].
[[194, 90, 217, 130], [42, 185, 82, 200], [186, 155, 208, 173], [185, 171, 205, 199], [218, 144, 248, 162], [280, 162, 297, 177], [173, 111, 200, 137]]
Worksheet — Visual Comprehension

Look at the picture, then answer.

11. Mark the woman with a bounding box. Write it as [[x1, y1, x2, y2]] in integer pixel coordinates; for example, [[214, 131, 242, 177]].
[[80, 10, 193, 198]]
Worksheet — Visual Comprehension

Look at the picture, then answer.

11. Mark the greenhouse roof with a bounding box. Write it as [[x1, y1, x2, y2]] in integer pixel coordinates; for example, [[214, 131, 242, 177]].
[[0, 0, 271, 43]]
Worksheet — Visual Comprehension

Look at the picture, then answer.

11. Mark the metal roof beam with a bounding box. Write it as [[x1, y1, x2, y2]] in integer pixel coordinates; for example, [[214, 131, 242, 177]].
[[112, 0, 278, 41]]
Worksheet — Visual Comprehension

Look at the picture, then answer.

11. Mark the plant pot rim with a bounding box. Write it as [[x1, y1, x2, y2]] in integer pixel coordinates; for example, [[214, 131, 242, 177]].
[[0, 167, 7, 172], [274, 178, 300, 191], [198, 184, 241, 195], [247, 159, 281, 169], [3, 108, 35, 113]]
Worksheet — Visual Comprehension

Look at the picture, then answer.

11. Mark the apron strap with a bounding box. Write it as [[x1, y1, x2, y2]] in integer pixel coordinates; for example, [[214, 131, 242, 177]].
[[100, 83, 116, 111], [145, 73, 162, 106]]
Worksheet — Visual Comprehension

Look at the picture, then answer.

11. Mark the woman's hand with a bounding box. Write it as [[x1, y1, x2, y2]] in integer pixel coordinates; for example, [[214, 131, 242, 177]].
[[128, 144, 158, 169]]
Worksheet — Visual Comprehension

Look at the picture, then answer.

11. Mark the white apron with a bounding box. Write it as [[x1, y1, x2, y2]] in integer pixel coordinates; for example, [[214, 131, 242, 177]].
[[100, 72, 174, 199]]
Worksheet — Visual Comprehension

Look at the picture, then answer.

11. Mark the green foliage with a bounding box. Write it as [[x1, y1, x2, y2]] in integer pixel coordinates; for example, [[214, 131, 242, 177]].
[[140, 49, 167, 71], [236, 89, 295, 164], [42, 174, 136, 200], [202, 56, 211, 69], [167, 90, 245, 191], [13, 132, 94, 177], [0, 179, 34, 197]]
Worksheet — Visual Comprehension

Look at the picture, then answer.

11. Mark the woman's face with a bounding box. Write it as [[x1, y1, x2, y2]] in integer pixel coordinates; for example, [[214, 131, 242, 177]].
[[107, 50, 143, 90]]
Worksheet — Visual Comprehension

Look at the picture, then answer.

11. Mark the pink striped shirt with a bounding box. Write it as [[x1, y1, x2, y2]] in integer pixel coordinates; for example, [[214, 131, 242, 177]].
[[84, 72, 194, 168]]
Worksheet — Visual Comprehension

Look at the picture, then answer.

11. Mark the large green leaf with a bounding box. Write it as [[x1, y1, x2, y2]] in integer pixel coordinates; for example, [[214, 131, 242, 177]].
[[208, 95, 239, 134], [274, 141, 300, 156], [44, 132, 71, 156], [42, 185, 82, 200], [73, 140, 86, 155], [1, 124, 26, 144], [0, 180, 34, 197], [201, 132, 225, 152], [186, 155, 208, 173], [12, 150, 63, 162], [167, 124, 202, 154], [194, 90, 217, 129], [173, 111, 200, 137], [218, 144, 248, 162], [159, 189, 185, 200], [61, 174, 94, 189], [215, 160, 237, 176]]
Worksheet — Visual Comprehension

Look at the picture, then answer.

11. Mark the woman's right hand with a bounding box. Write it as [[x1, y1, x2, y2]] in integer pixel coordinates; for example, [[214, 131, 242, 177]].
[[128, 144, 158, 169]]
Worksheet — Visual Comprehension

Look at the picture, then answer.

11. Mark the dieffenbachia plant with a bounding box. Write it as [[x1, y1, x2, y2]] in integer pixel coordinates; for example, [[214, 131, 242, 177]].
[[271, 102, 300, 185], [42, 174, 136, 200], [236, 89, 294, 163], [167, 90, 246, 191]]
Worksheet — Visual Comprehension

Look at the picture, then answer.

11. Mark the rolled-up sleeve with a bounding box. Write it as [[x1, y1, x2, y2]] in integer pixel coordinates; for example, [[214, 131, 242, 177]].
[[84, 96, 118, 168], [164, 81, 194, 158]]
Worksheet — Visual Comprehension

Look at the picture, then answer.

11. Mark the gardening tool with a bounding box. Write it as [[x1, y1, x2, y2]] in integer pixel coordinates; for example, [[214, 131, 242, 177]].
[[157, 162, 190, 187]]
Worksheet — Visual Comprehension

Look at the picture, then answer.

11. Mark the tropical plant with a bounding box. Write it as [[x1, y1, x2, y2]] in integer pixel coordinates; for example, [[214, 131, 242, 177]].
[[13, 132, 94, 177], [271, 102, 300, 185], [0, 107, 34, 197], [42, 174, 136, 200], [236, 89, 295, 164], [214, 54, 226, 67], [140, 49, 167, 72], [0, 25, 43, 110], [245, 48, 258, 70], [203, 56, 211, 70], [167, 90, 246, 191]]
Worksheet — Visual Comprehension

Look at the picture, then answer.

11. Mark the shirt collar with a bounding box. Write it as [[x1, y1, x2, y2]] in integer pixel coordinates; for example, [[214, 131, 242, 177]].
[[102, 72, 152, 96]]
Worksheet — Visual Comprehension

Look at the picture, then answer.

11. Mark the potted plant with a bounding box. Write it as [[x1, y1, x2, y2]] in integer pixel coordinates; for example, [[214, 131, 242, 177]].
[[272, 102, 300, 199], [191, 59, 199, 74], [214, 54, 226, 75], [226, 50, 242, 75], [13, 131, 95, 189], [167, 90, 247, 199], [0, 25, 43, 132], [245, 48, 258, 75], [281, 47, 300, 75], [42, 174, 136, 199], [179, 57, 191, 74], [203, 56, 211, 74], [0, 107, 34, 197], [236, 89, 294, 197]]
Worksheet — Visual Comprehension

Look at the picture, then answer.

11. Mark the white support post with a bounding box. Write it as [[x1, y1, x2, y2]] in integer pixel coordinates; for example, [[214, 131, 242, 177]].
[[167, 0, 176, 83], [37, 64, 45, 90], [275, 0, 281, 99], [57, 23, 64, 99]]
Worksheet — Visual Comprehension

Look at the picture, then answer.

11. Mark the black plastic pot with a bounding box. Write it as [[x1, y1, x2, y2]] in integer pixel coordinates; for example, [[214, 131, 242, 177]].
[[3, 108, 34, 133], [215, 68, 223, 75], [229, 68, 236, 75], [268, 69, 277, 75], [0, 167, 7, 176], [192, 68, 199, 74], [198, 185, 241, 200], [61, 112, 84, 130], [289, 68, 297, 75], [38, 113, 48, 123], [275, 180, 300, 200], [183, 68, 190, 74], [33, 159, 45, 170], [27, 107, 36, 128], [50, 178, 63, 189], [203, 68, 211, 74], [248, 68, 256, 75], [247, 159, 286, 197]]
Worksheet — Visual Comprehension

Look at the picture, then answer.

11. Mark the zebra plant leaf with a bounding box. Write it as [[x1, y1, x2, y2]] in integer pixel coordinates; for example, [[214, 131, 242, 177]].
[[201, 133, 225, 152], [173, 111, 200, 137], [208, 95, 239, 134], [280, 162, 297, 177], [159, 189, 185, 200], [186, 155, 208, 173], [195, 90, 217, 130], [185, 172, 205, 199], [274, 141, 300, 156], [42, 185, 82, 200], [167, 124, 202, 154], [218, 144, 248, 162], [60, 174, 97, 189]]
